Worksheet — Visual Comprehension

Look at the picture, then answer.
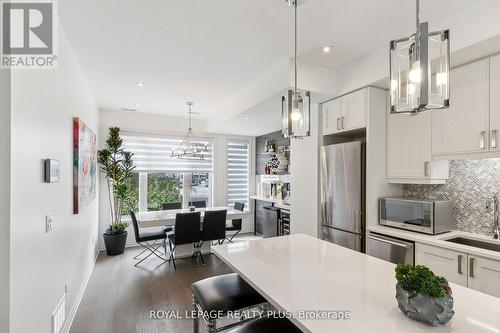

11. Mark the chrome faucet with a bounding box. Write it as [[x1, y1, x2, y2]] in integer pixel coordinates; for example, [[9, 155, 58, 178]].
[[486, 195, 500, 239]]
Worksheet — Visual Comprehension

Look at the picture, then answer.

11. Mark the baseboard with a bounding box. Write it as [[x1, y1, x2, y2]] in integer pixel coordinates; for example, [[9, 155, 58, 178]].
[[61, 248, 100, 333]]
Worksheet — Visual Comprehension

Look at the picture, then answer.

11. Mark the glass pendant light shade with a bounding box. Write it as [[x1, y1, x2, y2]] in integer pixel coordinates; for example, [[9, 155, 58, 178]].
[[281, 0, 310, 138], [282, 89, 310, 138], [390, 1, 450, 114]]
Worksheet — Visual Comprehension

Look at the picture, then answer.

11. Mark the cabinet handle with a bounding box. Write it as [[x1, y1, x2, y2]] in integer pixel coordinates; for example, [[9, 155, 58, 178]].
[[469, 257, 475, 278], [424, 162, 430, 177], [341, 117, 345, 129], [458, 255, 463, 274], [336, 118, 340, 130], [480, 131, 486, 149], [492, 130, 498, 149]]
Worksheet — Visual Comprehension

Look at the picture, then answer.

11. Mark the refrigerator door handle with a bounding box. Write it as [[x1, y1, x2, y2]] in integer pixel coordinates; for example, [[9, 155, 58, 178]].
[[353, 210, 362, 233]]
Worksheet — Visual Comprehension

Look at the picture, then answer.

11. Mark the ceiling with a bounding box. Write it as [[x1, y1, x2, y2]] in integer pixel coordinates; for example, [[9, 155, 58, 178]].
[[59, 0, 480, 132]]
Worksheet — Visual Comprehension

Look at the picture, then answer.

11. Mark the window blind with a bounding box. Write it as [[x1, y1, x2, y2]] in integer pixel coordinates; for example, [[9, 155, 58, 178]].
[[121, 131, 213, 172], [227, 141, 250, 208]]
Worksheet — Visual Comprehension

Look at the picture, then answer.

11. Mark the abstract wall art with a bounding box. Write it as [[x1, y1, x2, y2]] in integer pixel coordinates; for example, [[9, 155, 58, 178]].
[[73, 117, 97, 214]]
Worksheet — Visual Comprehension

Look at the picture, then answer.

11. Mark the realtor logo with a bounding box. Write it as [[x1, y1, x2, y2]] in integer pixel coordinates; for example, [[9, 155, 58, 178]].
[[1, 0, 57, 69]]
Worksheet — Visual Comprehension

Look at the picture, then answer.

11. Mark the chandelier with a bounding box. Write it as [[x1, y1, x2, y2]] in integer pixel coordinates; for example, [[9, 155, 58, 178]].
[[171, 102, 208, 160], [282, 0, 310, 138], [390, 0, 450, 114]]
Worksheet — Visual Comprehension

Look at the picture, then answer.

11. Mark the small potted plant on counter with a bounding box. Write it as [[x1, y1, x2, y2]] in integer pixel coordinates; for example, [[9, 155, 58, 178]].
[[395, 264, 454, 326], [98, 127, 135, 256]]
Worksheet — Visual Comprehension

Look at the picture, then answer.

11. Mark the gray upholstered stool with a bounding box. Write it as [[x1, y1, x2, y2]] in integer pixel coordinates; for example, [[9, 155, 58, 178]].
[[226, 317, 302, 333], [191, 273, 267, 333]]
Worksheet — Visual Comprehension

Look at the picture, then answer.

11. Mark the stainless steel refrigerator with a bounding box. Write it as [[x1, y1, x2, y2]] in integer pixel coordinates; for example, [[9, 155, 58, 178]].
[[320, 141, 364, 252]]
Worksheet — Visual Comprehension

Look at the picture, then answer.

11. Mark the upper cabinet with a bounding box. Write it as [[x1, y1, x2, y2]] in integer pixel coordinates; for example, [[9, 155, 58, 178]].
[[322, 88, 367, 135], [490, 54, 500, 153], [432, 59, 490, 157], [387, 105, 448, 184], [322, 98, 343, 135]]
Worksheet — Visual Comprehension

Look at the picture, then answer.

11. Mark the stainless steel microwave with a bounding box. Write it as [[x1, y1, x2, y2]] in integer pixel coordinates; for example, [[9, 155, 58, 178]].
[[379, 197, 455, 234]]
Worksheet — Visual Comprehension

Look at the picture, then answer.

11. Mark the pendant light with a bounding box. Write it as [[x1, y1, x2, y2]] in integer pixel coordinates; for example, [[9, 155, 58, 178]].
[[171, 102, 208, 160], [282, 0, 310, 138], [390, 0, 450, 114]]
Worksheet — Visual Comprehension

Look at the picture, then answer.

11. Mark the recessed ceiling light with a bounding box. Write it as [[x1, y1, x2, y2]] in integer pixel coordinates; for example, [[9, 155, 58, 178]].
[[135, 103, 141, 108], [322, 46, 332, 54], [242, 116, 249, 120], [135, 81, 145, 87]]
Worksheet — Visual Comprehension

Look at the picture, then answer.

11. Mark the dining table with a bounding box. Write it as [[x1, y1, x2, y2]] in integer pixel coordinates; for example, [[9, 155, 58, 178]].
[[212, 233, 500, 333], [137, 206, 251, 228]]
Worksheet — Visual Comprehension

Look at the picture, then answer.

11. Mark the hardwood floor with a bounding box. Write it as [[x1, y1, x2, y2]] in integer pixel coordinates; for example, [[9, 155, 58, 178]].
[[70, 246, 233, 333]]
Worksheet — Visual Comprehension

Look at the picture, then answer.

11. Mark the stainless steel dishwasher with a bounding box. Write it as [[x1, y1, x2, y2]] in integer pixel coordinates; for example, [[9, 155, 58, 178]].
[[368, 233, 414, 265]]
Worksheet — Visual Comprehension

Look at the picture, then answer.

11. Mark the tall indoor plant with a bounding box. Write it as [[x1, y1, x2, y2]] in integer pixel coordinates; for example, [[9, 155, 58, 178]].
[[98, 127, 135, 255]]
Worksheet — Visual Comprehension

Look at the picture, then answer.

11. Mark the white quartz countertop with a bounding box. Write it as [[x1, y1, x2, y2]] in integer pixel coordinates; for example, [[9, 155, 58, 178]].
[[213, 234, 500, 333], [368, 225, 500, 261]]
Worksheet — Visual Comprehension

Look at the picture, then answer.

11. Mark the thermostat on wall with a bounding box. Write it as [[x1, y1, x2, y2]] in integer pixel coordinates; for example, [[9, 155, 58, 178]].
[[44, 159, 60, 183]]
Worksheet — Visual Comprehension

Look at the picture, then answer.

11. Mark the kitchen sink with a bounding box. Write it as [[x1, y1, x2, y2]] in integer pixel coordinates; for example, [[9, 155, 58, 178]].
[[445, 237, 500, 252]]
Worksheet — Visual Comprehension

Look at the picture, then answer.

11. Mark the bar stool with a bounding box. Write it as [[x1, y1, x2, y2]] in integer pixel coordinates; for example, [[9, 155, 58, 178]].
[[191, 273, 267, 333], [226, 317, 302, 333]]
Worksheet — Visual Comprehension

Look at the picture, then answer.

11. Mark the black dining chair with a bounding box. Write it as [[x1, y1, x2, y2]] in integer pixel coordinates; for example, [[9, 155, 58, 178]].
[[162, 202, 182, 210], [168, 212, 202, 269], [130, 211, 168, 267], [225, 202, 245, 243], [201, 210, 227, 250], [189, 200, 207, 208]]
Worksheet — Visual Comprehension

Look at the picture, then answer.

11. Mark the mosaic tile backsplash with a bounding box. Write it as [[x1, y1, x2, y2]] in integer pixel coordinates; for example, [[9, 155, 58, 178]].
[[404, 159, 500, 236]]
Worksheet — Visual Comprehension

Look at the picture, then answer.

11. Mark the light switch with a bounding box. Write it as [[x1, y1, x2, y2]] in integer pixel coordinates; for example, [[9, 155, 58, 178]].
[[46, 213, 54, 233]]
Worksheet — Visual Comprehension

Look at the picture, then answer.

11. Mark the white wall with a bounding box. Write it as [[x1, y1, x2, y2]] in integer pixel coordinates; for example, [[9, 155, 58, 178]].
[[365, 89, 402, 232], [9, 27, 99, 333], [290, 104, 320, 237], [98, 109, 255, 249], [0, 65, 11, 332], [292, 61, 338, 96]]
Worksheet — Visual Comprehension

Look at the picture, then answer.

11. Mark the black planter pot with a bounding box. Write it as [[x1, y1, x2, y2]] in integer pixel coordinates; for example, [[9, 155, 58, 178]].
[[103, 231, 128, 256]]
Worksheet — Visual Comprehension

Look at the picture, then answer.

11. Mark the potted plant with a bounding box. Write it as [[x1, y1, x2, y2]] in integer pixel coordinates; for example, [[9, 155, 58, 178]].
[[98, 127, 135, 255], [395, 264, 454, 326]]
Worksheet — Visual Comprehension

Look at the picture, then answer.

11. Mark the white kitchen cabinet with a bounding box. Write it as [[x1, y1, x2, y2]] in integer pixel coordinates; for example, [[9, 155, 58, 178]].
[[322, 88, 367, 135], [322, 98, 342, 135], [467, 255, 500, 298], [342, 89, 367, 131], [416, 243, 500, 298], [432, 59, 490, 156], [415, 243, 468, 286], [490, 54, 500, 152], [386, 107, 448, 184]]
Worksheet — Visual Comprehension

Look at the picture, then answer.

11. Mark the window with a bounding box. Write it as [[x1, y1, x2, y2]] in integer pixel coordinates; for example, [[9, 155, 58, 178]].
[[121, 132, 213, 213], [122, 172, 139, 215], [146, 172, 183, 211], [227, 140, 250, 209], [189, 172, 210, 207]]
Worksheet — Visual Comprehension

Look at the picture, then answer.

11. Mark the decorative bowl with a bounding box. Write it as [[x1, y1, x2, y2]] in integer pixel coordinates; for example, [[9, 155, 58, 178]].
[[396, 283, 454, 326]]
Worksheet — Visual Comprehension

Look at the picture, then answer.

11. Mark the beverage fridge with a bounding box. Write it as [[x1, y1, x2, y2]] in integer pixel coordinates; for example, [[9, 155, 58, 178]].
[[320, 141, 365, 252]]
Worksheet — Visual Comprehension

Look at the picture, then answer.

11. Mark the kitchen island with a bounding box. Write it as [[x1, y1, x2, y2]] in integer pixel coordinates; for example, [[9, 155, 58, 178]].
[[213, 234, 500, 333]]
